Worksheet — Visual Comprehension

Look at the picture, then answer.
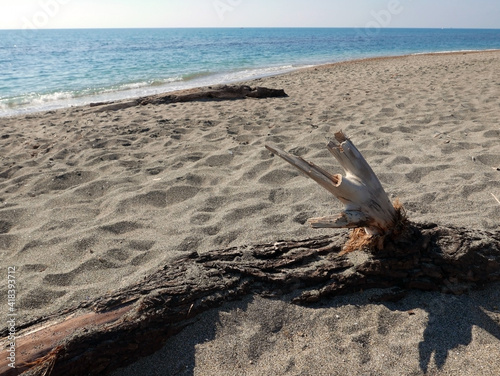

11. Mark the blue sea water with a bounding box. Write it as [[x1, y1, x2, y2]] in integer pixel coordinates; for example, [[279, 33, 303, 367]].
[[1, 28, 499, 116]]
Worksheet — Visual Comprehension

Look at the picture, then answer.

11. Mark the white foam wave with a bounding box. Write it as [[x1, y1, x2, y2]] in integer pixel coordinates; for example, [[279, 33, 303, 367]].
[[0, 64, 305, 117]]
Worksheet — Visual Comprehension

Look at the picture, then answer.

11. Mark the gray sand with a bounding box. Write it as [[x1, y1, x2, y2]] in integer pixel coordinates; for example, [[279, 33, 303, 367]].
[[1, 50, 500, 375]]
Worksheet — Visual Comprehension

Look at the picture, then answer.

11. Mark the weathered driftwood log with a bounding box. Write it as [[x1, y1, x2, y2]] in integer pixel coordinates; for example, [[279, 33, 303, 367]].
[[3, 132, 499, 376], [266, 131, 398, 236], [139, 85, 288, 105], [1, 224, 499, 376], [90, 85, 287, 112]]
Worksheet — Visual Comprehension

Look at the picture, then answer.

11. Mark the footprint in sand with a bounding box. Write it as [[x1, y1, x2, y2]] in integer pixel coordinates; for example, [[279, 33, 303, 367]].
[[351, 332, 372, 364], [198, 196, 227, 212], [100, 221, 143, 235], [263, 214, 287, 226], [0, 220, 13, 234], [105, 248, 131, 262], [120, 190, 168, 210], [104, 240, 155, 263], [35, 170, 98, 193], [268, 188, 290, 204], [483, 130, 500, 138], [73, 179, 114, 199], [20, 288, 66, 309], [475, 154, 500, 169], [130, 252, 155, 267], [205, 154, 234, 167], [258, 169, 299, 185], [222, 203, 270, 222], [166, 185, 200, 204], [176, 236, 202, 252], [0, 234, 19, 252], [128, 240, 156, 251], [43, 258, 120, 286], [190, 213, 212, 225]]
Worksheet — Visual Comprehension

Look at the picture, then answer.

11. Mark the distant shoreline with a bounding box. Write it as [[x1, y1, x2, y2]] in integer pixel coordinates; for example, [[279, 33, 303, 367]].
[[2, 48, 499, 119]]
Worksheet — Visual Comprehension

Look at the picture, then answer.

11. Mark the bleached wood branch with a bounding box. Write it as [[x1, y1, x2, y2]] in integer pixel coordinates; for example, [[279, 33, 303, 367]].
[[265, 131, 397, 236]]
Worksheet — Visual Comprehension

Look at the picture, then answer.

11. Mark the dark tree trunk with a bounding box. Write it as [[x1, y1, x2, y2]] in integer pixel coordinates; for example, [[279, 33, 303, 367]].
[[89, 85, 287, 112], [2, 223, 500, 376]]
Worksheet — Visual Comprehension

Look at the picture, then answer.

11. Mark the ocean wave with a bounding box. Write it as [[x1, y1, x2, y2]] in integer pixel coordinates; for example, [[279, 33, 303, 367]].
[[0, 91, 74, 109], [0, 76, 184, 116], [115, 76, 185, 90], [181, 71, 214, 81], [0, 65, 303, 117]]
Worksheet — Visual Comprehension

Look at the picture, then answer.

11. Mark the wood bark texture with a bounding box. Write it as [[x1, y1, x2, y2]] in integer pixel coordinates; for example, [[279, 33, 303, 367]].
[[89, 85, 287, 112], [2, 224, 499, 376]]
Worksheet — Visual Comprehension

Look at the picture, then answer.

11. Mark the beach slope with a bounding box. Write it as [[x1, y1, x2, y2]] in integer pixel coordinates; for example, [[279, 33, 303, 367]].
[[1, 51, 500, 375]]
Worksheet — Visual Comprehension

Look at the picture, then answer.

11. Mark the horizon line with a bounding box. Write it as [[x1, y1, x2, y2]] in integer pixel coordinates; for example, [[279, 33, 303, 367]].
[[1, 26, 500, 31]]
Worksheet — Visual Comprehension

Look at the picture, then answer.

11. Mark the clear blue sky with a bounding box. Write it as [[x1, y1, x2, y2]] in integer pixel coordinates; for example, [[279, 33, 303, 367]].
[[1, 0, 500, 30]]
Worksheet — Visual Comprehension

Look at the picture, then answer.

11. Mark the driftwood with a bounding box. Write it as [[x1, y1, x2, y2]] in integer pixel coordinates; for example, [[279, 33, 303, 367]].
[[1, 224, 499, 376], [266, 131, 398, 236], [2, 132, 500, 375], [89, 85, 287, 112]]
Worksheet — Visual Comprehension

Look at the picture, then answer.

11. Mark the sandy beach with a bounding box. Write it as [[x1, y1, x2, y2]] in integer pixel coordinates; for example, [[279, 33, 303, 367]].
[[1, 50, 500, 375]]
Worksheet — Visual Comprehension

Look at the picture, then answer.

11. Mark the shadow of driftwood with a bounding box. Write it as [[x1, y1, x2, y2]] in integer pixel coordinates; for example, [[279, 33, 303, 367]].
[[416, 292, 500, 373], [320, 286, 500, 374], [111, 283, 500, 376], [110, 299, 253, 376]]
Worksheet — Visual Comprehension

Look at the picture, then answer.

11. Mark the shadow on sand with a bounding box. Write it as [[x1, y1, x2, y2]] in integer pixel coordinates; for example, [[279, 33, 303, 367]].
[[112, 282, 500, 376]]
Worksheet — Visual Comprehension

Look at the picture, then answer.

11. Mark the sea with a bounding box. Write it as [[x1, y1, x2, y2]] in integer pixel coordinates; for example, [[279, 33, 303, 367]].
[[1, 28, 499, 117]]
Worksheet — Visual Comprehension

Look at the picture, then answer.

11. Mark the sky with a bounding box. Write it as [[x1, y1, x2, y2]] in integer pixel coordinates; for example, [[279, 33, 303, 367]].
[[1, 0, 500, 30]]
